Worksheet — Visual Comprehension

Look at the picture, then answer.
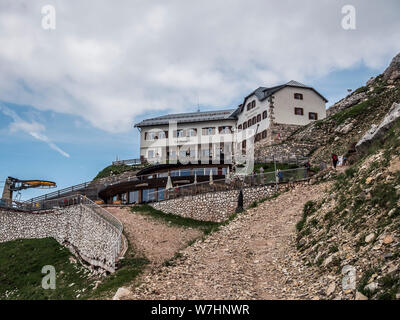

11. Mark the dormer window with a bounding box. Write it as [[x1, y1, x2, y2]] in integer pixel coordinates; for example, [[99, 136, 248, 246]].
[[294, 93, 303, 100]]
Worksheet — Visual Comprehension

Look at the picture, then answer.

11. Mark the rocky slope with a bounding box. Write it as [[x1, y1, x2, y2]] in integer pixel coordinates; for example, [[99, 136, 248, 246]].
[[289, 53, 400, 300]]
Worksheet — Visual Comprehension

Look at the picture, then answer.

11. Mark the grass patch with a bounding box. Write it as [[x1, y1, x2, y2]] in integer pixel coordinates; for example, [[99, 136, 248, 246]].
[[90, 238, 149, 299], [131, 205, 221, 234], [358, 268, 377, 298], [0, 238, 95, 300], [332, 99, 374, 125], [94, 164, 137, 180], [296, 200, 317, 232]]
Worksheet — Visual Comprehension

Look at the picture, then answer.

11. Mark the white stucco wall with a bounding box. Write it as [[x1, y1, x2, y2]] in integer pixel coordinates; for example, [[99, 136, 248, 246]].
[[273, 87, 326, 125]]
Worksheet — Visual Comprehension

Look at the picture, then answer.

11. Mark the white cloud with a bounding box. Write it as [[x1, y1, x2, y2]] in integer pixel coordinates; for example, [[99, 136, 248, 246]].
[[0, 103, 70, 158], [0, 0, 399, 132]]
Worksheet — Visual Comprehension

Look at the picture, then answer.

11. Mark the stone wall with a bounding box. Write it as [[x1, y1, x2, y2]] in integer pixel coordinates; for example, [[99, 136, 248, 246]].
[[150, 185, 275, 222], [0, 205, 121, 273], [254, 140, 312, 163]]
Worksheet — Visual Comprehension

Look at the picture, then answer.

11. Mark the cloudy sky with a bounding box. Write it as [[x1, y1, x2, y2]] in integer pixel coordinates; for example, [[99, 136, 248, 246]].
[[1, 0, 400, 198]]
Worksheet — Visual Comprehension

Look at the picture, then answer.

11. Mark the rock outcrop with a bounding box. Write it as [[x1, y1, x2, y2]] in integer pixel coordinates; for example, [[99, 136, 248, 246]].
[[383, 53, 400, 84], [356, 102, 400, 154]]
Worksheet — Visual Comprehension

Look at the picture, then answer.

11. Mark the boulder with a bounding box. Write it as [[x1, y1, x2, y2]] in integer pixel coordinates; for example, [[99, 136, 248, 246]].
[[356, 103, 400, 154], [365, 233, 375, 243], [113, 287, 132, 300], [326, 282, 336, 296], [383, 235, 394, 244], [355, 291, 368, 300], [364, 282, 378, 293]]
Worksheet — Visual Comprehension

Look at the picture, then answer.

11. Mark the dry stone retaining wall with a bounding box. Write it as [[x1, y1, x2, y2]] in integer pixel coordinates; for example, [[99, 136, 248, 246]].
[[150, 185, 276, 222], [0, 205, 121, 272]]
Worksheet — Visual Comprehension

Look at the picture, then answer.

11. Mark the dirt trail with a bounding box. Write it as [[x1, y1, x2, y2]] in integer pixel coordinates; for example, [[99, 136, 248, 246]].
[[105, 207, 202, 265], [128, 183, 331, 300]]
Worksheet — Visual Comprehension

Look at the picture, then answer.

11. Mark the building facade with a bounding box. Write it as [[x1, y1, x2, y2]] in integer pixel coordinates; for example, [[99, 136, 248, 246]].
[[134, 80, 327, 163]]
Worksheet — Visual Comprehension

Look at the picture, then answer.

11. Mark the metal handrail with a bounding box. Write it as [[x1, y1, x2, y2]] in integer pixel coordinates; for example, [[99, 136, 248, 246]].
[[26, 180, 94, 203], [112, 158, 142, 166], [133, 167, 309, 204]]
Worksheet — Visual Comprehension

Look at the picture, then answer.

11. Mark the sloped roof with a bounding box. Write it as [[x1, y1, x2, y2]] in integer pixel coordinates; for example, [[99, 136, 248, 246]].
[[135, 80, 328, 127], [134, 109, 236, 127], [233, 80, 328, 115]]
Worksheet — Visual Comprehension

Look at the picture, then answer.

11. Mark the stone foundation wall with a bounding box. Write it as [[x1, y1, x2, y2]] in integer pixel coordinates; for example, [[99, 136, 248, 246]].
[[266, 123, 302, 145], [150, 185, 275, 222], [254, 141, 312, 163], [0, 205, 121, 272]]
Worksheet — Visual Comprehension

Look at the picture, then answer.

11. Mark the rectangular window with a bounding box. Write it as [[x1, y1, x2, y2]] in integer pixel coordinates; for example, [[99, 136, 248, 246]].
[[180, 169, 191, 177], [294, 93, 303, 100], [257, 114, 261, 122], [202, 127, 215, 135], [262, 111, 267, 119], [294, 107, 304, 116], [158, 131, 166, 139], [243, 122, 247, 129], [201, 149, 210, 157], [129, 191, 139, 204], [157, 188, 165, 201], [171, 170, 180, 177], [193, 168, 205, 176], [247, 119, 252, 127], [157, 172, 168, 178], [247, 103, 251, 111], [242, 140, 246, 149], [251, 101, 256, 108], [148, 150, 154, 158], [238, 124, 242, 130], [309, 112, 318, 120], [261, 130, 267, 139], [205, 168, 217, 175], [187, 128, 197, 137]]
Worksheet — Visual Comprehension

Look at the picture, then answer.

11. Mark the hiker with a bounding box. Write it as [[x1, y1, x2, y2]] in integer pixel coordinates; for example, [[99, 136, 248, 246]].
[[331, 153, 339, 170], [304, 161, 311, 176], [259, 166, 265, 185], [343, 155, 348, 166], [338, 155, 343, 167], [276, 169, 283, 183]]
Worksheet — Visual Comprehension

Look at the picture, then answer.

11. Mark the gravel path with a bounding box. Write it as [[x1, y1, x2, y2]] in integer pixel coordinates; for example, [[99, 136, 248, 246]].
[[128, 183, 331, 300], [104, 207, 203, 265]]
